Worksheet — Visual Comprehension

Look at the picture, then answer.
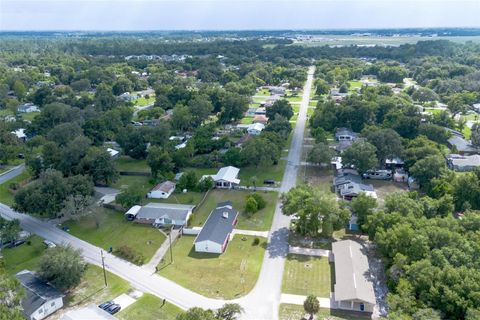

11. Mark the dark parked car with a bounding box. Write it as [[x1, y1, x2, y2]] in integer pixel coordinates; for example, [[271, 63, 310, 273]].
[[106, 304, 121, 315], [263, 179, 275, 185], [6, 239, 25, 248], [98, 301, 114, 310]]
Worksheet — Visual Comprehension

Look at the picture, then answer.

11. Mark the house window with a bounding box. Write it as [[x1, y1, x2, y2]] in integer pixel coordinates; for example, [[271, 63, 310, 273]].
[[51, 301, 55, 307]]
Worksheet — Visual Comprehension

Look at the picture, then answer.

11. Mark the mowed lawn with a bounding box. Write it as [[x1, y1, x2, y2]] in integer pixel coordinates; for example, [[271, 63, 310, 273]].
[[279, 304, 370, 320], [0, 170, 30, 206], [3, 235, 47, 275], [118, 293, 182, 320], [282, 254, 333, 298], [115, 156, 150, 173], [238, 160, 287, 186], [63, 207, 166, 262], [158, 235, 266, 299], [189, 189, 277, 231], [112, 175, 153, 196]]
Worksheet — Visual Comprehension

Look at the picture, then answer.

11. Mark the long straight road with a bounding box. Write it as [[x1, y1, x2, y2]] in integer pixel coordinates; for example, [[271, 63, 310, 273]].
[[0, 66, 315, 319]]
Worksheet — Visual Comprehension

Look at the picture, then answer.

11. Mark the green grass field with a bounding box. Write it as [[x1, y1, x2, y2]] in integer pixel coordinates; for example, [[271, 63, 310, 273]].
[[3, 235, 47, 275], [189, 189, 277, 231], [256, 88, 271, 96], [158, 235, 266, 299], [347, 80, 363, 92], [0, 170, 30, 206], [118, 293, 182, 320], [112, 175, 153, 196], [63, 207, 166, 263], [135, 96, 156, 107], [240, 117, 254, 124], [424, 108, 445, 115], [282, 254, 334, 298], [238, 159, 287, 185], [286, 96, 303, 103], [20, 111, 41, 121], [115, 156, 151, 173], [279, 304, 370, 320]]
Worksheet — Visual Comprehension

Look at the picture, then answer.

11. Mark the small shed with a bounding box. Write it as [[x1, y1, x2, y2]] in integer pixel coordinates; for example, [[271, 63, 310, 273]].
[[147, 181, 176, 199]]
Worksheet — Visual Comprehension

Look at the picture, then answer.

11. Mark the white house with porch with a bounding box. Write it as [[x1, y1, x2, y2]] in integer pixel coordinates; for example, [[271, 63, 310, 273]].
[[202, 166, 241, 189]]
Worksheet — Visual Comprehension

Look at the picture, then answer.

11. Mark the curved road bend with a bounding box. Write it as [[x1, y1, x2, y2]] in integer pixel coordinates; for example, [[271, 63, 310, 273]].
[[0, 66, 315, 319]]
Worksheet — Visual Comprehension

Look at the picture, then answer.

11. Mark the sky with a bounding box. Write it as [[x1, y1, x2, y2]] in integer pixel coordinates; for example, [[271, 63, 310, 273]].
[[1, 0, 479, 31]]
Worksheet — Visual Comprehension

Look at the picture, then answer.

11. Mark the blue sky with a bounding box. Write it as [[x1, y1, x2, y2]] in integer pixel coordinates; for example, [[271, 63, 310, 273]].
[[1, 0, 479, 31]]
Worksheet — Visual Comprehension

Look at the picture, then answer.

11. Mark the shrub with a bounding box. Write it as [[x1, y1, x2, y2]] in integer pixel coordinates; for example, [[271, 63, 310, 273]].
[[114, 245, 145, 265], [244, 196, 258, 214], [252, 237, 260, 246], [249, 193, 266, 210]]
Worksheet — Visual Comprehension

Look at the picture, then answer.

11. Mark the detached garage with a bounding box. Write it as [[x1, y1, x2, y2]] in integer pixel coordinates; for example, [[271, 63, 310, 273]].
[[194, 201, 239, 254]]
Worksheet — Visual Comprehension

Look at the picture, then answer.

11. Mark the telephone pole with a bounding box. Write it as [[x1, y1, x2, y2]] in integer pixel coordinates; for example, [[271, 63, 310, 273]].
[[101, 250, 108, 287], [169, 226, 174, 264]]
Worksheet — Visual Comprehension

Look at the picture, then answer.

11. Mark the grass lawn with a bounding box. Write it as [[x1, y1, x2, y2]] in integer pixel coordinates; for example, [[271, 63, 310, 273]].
[[66, 265, 130, 307], [279, 304, 370, 320], [112, 175, 153, 196], [290, 115, 298, 123], [63, 207, 166, 263], [118, 293, 182, 320], [158, 235, 266, 299], [348, 80, 362, 91], [189, 189, 277, 231], [282, 254, 333, 298], [20, 111, 41, 121], [253, 97, 267, 103], [0, 170, 30, 206], [3, 235, 47, 275], [240, 117, 254, 124], [238, 159, 287, 185], [256, 88, 271, 96], [152, 191, 205, 206], [286, 95, 303, 103], [293, 105, 300, 113], [424, 108, 445, 115], [462, 125, 472, 139], [115, 156, 150, 173], [309, 100, 318, 107], [135, 96, 156, 107], [182, 167, 218, 178], [307, 108, 315, 116]]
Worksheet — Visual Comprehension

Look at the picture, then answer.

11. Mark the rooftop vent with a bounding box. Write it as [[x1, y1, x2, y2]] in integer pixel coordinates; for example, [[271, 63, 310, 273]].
[[223, 212, 229, 219]]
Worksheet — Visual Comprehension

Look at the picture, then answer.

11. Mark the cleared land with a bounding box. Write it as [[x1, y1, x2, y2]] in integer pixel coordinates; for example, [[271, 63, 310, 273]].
[[279, 304, 370, 320], [158, 235, 266, 299], [115, 156, 150, 173], [282, 254, 333, 298], [0, 170, 30, 205], [118, 293, 181, 320], [189, 189, 277, 231], [63, 207, 166, 262], [239, 160, 287, 185]]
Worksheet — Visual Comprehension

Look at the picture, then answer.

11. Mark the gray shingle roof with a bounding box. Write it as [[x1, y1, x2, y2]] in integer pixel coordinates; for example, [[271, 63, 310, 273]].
[[136, 203, 195, 221], [332, 240, 376, 305], [195, 201, 238, 245], [16, 270, 63, 317]]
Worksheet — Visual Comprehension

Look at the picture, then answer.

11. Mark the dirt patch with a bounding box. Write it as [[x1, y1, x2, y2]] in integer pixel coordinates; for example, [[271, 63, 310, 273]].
[[369, 180, 408, 206]]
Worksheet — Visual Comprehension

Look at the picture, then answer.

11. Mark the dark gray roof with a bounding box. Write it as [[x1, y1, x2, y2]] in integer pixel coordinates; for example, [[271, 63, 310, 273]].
[[195, 201, 238, 245], [137, 203, 195, 221], [333, 172, 362, 187], [16, 270, 63, 316], [448, 135, 478, 153]]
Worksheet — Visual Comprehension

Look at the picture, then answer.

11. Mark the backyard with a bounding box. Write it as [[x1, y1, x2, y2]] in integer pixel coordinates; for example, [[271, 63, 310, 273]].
[[189, 189, 277, 231], [279, 304, 370, 320], [3, 235, 47, 275], [158, 235, 266, 299], [118, 293, 182, 320], [63, 207, 166, 263], [115, 156, 150, 173], [282, 254, 334, 298]]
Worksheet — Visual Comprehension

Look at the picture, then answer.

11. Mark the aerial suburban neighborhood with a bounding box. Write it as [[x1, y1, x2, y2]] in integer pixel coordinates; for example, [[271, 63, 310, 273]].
[[1, 4, 480, 320]]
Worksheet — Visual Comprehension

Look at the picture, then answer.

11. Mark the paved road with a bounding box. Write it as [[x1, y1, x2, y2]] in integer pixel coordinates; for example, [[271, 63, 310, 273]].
[[0, 66, 315, 319], [0, 164, 25, 184], [237, 66, 315, 319]]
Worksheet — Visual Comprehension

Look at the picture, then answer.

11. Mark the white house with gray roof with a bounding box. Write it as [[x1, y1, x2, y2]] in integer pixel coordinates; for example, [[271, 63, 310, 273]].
[[194, 201, 239, 254], [447, 154, 480, 172], [332, 240, 376, 313], [125, 203, 195, 228], [16, 270, 64, 320], [202, 166, 240, 189]]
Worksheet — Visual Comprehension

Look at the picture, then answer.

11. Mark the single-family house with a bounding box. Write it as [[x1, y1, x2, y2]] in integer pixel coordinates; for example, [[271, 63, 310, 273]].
[[125, 203, 195, 228], [254, 107, 266, 115], [119, 92, 137, 102], [11, 128, 27, 141], [147, 181, 176, 199], [447, 135, 479, 155], [447, 154, 480, 172], [247, 123, 265, 136], [253, 115, 269, 124], [106, 148, 120, 159], [203, 166, 241, 189], [339, 181, 377, 200], [332, 240, 376, 313], [335, 128, 358, 142], [16, 270, 64, 320], [266, 86, 286, 96], [385, 157, 405, 169], [472, 103, 480, 113], [332, 169, 362, 193], [194, 201, 239, 254], [17, 103, 40, 113]]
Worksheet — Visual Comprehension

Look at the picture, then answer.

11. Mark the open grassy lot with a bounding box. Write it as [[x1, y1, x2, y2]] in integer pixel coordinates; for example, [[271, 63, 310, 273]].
[[19, 111, 41, 121], [189, 189, 277, 231], [298, 167, 333, 193], [347, 80, 363, 92], [279, 304, 371, 320], [240, 117, 254, 124], [63, 207, 166, 263], [115, 156, 150, 173], [3, 235, 47, 275], [256, 88, 271, 96], [369, 180, 408, 207], [424, 108, 445, 115], [282, 254, 333, 298], [253, 97, 267, 103], [66, 265, 130, 307], [309, 100, 318, 107], [293, 105, 300, 113], [158, 235, 266, 299], [286, 95, 303, 103], [135, 95, 155, 107], [112, 175, 153, 195], [0, 170, 30, 206], [118, 293, 182, 320], [152, 191, 205, 206], [238, 159, 287, 186]]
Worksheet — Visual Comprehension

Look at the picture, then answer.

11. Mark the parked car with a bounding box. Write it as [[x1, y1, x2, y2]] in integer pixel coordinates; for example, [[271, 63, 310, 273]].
[[263, 179, 275, 185], [362, 170, 392, 180], [106, 304, 121, 315], [98, 301, 114, 310], [6, 239, 25, 248], [43, 240, 56, 248]]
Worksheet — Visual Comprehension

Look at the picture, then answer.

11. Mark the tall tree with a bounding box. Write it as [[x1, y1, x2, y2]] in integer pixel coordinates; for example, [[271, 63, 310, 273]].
[[341, 140, 378, 174], [303, 295, 320, 319]]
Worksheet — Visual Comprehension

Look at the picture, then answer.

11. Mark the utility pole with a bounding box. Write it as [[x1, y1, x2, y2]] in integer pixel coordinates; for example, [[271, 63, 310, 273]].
[[101, 250, 108, 287], [169, 226, 174, 264]]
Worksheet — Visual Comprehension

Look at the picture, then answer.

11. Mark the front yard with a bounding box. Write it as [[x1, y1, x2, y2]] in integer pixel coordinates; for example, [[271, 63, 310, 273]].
[[118, 293, 181, 320], [279, 304, 370, 320], [282, 254, 333, 298], [63, 207, 166, 263], [0, 170, 30, 206], [158, 235, 266, 299], [238, 160, 287, 186], [189, 189, 277, 231], [3, 235, 47, 275]]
